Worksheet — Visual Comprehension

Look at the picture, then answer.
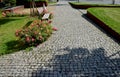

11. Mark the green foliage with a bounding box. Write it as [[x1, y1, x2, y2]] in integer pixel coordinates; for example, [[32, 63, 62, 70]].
[[9, 0, 16, 6], [49, 12, 53, 19], [4, 0, 16, 7], [15, 20, 53, 46], [87, 8, 120, 34], [23, 0, 48, 2]]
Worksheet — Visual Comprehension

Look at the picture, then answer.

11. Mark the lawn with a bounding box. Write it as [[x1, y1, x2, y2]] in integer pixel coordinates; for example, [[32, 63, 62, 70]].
[[0, 15, 37, 55], [87, 8, 120, 34], [69, 2, 120, 6]]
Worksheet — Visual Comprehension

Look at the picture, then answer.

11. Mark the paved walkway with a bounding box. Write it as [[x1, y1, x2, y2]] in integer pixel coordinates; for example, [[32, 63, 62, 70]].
[[0, 1, 120, 77]]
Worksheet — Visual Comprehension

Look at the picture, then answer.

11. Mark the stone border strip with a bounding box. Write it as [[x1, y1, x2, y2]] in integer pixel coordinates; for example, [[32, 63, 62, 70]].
[[87, 11, 120, 42], [69, 2, 120, 9], [3, 5, 24, 13]]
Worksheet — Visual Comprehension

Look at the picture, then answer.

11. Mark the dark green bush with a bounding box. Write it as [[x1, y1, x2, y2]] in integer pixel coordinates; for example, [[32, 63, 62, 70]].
[[22, 0, 48, 2], [4, 0, 16, 7]]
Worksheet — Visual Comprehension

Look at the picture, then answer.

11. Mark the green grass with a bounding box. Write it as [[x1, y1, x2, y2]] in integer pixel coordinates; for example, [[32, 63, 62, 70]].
[[87, 8, 120, 34], [0, 16, 37, 55], [69, 2, 120, 6]]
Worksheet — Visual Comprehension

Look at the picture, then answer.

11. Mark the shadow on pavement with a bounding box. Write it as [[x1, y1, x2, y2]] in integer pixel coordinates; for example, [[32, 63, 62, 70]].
[[32, 47, 120, 77], [55, 4, 69, 6]]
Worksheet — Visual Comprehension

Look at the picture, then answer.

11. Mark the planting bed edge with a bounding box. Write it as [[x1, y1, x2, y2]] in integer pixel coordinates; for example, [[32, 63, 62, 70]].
[[87, 11, 120, 42]]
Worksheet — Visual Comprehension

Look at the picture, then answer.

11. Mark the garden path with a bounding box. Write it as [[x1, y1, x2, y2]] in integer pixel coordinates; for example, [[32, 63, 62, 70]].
[[0, 1, 120, 77]]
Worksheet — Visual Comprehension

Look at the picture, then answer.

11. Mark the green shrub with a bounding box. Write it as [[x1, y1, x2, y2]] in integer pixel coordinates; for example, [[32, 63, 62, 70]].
[[49, 12, 53, 19], [4, 0, 16, 7], [15, 20, 53, 46]]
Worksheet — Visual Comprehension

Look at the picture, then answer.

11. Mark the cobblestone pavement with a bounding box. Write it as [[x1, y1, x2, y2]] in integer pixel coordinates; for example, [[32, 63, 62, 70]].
[[0, 1, 120, 77]]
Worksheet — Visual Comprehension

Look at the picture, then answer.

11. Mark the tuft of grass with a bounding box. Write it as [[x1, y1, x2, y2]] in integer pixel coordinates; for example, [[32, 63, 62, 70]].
[[87, 8, 120, 34], [0, 16, 37, 55]]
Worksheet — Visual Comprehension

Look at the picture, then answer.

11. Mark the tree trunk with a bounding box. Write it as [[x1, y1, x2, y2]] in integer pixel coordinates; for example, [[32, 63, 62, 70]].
[[112, 0, 115, 4], [30, 0, 37, 16]]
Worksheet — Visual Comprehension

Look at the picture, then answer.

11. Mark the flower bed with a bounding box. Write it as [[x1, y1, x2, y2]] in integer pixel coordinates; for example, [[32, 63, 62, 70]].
[[15, 20, 53, 46], [0, 3, 57, 55]]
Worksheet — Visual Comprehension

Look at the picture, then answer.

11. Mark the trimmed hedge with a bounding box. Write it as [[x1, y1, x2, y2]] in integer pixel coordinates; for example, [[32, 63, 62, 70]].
[[16, 0, 48, 7]]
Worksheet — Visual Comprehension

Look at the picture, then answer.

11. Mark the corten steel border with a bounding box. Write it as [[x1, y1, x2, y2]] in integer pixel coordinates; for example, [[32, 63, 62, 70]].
[[69, 2, 120, 9], [87, 11, 120, 42]]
